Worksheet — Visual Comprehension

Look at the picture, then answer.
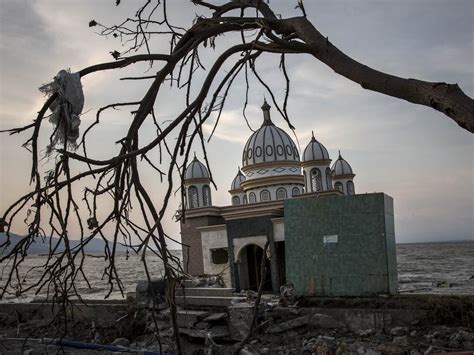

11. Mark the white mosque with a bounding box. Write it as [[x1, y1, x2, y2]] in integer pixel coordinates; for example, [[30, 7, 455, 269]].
[[183, 99, 356, 210], [175, 99, 397, 297]]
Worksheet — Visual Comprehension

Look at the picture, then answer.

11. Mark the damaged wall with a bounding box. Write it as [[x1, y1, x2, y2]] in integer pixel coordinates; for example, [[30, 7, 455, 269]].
[[285, 193, 398, 296]]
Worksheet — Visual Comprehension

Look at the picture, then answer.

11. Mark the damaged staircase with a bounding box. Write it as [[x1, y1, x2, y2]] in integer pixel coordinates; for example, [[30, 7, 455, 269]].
[[171, 280, 248, 340], [175, 281, 245, 310]]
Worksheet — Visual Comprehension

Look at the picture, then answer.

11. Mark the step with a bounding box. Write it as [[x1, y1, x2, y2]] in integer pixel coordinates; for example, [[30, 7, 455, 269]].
[[175, 287, 235, 297], [176, 295, 247, 308], [162, 309, 209, 328]]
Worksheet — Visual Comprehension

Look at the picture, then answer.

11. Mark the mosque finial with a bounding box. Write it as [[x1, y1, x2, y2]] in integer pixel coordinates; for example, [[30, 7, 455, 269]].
[[261, 98, 272, 125], [193, 151, 196, 159], [312, 130, 315, 139], [261, 97, 271, 112], [338, 150, 342, 158]]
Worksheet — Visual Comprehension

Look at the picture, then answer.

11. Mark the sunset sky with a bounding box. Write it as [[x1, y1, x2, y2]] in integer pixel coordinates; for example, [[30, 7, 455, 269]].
[[1, 0, 473, 248]]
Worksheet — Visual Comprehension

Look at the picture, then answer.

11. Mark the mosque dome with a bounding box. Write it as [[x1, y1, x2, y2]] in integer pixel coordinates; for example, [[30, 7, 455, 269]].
[[242, 100, 299, 168], [331, 152, 354, 176], [231, 169, 246, 190], [185, 155, 210, 180], [303, 133, 330, 162]]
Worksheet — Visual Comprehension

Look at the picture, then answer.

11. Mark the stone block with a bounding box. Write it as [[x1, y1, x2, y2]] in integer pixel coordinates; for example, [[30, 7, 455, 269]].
[[228, 303, 254, 340]]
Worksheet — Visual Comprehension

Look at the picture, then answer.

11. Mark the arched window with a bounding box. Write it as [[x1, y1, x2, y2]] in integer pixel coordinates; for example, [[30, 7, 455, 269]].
[[303, 171, 307, 189], [260, 189, 271, 202], [311, 168, 322, 192], [347, 181, 355, 195], [276, 187, 287, 200], [243, 195, 248, 204], [188, 186, 199, 208], [292, 187, 300, 196], [249, 192, 256, 204], [334, 182, 344, 193], [325, 167, 332, 190], [202, 185, 211, 206], [232, 195, 240, 206]]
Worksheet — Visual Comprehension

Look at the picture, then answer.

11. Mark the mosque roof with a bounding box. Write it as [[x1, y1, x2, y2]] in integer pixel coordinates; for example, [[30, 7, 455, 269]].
[[242, 100, 299, 168], [185, 155, 210, 180]]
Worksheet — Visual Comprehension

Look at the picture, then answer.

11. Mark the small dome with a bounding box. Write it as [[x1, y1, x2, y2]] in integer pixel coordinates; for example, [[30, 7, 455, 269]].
[[303, 133, 330, 162], [242, 100, 299, 168], [231, 169, 246, 190], [331, 151, 354, 176], [185, 155, 210, 180]]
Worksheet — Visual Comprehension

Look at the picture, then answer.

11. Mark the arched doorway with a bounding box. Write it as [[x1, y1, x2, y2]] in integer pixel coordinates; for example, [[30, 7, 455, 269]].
[[237, 244, 272, 291]]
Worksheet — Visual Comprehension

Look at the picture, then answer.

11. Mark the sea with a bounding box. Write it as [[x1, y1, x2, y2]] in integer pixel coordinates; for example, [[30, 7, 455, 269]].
[[0, 242, 473, 302]]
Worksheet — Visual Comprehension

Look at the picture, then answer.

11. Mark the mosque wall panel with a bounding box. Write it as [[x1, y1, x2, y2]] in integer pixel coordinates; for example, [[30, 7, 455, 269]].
[[284, 193, 398, 296]]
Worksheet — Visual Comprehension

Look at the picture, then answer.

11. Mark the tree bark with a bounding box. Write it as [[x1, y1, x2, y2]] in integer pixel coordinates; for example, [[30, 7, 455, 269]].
[[276, 17, 474, 132]]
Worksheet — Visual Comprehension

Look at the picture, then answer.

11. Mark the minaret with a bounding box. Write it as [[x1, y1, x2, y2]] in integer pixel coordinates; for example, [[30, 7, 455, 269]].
[[302, 131, 332, 193], [331, 151, 356, 195], [229, 167, 247, 205], [184, 154, 212, 208]]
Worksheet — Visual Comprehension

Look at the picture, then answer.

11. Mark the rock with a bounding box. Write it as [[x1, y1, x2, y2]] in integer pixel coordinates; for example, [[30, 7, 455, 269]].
[[393, 336, 409, 347], [308, 313, 343, 329], [358, 328, 375, 337], [424, 345, 434, 354], [302, 337, 330, 354], [146, 319, 170, 332], [179, 325, 229, 339], [136, 278, 167, 307], [194, 321, 209, 330], [111, 337, 130, 347], [228, 303, 255, 341], [390, 326, 408, 336], [450, 329, 474, 343], [203, 312, 227, 323], [239, 346, 256, 355], [266, 314, 311, 334]]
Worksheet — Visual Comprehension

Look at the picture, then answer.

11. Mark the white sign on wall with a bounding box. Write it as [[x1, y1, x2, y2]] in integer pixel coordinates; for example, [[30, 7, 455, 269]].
[[323, 235, 338, 244]]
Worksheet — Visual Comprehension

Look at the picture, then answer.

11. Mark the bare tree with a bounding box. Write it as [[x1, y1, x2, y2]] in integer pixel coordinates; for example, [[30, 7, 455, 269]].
[[1, 1, 472, 353]]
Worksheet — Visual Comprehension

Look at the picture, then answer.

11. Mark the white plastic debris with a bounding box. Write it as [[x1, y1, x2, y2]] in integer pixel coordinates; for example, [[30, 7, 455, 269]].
[[39, 69, 84, 153]]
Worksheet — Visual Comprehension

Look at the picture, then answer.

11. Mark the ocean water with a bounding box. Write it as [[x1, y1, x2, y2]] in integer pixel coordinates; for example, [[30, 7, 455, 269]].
[[397, 241, 474, 294], [0, 242, 473, 302]]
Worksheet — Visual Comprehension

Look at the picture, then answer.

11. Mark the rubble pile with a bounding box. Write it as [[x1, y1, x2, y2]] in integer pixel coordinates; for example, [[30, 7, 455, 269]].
[[0, 278, 472, 354]]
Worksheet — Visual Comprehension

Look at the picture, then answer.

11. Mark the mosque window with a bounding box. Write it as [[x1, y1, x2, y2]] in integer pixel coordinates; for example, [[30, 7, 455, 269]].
[[311, 168, 322, 192], [202, 185, 211, 206], [211, 248, 228, 264], [188, 186, 199, 208], [325, 167, 332, 190], [260, 189, 271, 202], [347, 181, 355, 195], [303, 171, 307, 189], [243, 195, 248, 204], [335, 182, 344, 193], [249, 192, 256, 204], [276, 187, 287, 200], [291, 187, 300, 196], [232, 196, 240, 206]]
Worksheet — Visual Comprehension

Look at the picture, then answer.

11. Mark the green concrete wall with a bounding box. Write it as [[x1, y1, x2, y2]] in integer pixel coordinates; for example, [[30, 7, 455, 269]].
[[285, 193, 397, 296]]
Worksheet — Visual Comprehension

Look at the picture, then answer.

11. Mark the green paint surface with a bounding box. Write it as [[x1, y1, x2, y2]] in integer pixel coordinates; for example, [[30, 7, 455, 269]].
[[285, 193, 397, 296]]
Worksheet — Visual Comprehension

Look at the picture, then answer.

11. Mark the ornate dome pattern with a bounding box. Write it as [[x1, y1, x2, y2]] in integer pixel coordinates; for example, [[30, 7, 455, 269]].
[[303, 133, 330, 162], [185, 156, 210, 180], [231, 169, 246, 190], [331, 152, 354, 176], [242, 101, 299, 168]]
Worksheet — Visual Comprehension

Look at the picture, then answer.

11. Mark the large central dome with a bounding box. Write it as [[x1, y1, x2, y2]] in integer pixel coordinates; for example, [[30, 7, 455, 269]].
[[242, 100, 299, 168]]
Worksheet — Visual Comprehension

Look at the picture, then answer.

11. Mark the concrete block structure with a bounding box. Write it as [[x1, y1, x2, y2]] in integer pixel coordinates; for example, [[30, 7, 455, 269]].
[[285, 193, 397, 296], [179, 100, 398, 296]]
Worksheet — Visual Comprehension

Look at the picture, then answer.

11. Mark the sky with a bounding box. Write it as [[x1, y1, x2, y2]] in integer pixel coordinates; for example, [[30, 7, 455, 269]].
[[0, 0, 473, 248]]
